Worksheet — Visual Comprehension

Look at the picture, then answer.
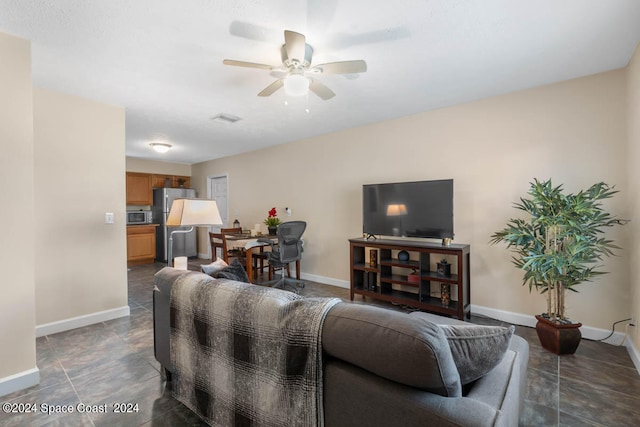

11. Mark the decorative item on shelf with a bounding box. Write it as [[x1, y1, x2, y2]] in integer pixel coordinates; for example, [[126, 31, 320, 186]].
[[397, 250, 410, 261], [368, 272, 378, 292], [442, 238, 452, 247], [363, 271, 373, 291], [233, 219, 240, 229], [176, 178, 187, 188], [440, 283, 451, 306], [263, 207, 282, 236], [369, 249, 378, 268], [407, 269, 420, 284], [164, 177, 171, 188], [490, 179, 627, 354], [436, 258, 451, 277]]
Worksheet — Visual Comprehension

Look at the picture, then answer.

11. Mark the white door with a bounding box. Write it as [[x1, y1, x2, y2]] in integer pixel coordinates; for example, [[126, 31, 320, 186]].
[[208, 175, 229, 258]]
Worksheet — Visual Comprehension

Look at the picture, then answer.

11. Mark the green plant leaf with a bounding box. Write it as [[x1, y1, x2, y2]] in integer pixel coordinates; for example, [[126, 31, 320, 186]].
[[489, 178, 626, 319]]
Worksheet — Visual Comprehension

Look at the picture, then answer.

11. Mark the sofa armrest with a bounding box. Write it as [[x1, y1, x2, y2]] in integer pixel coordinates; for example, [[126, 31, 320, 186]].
[[324, 358, 507, 427], [466, 335, 529, 426], [153, 267, 198, 376]]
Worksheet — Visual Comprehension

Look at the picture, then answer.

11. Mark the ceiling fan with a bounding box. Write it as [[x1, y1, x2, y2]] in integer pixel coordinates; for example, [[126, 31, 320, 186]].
[[223, 30, 367, 100]]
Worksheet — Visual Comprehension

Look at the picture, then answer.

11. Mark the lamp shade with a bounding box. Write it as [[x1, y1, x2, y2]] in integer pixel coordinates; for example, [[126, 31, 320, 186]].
[[386, 203, 408, 216], [166, 199, 223, 226]]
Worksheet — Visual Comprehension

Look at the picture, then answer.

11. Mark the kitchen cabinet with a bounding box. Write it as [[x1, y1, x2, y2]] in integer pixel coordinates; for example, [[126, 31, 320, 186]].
[[127, 225, 157, 266], [172, 175, 190, 188], [126, 172, 153, 205], [151, 174, 172, 188], [151, 174, 191, 189]]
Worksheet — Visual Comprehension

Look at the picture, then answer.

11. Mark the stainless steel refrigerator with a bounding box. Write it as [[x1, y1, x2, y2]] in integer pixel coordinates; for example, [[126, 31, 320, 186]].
[[153, 187, 197, 262]]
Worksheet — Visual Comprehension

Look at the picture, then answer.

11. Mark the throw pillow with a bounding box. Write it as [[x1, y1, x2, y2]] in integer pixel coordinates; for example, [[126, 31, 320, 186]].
[[215, 258, 250, 283], [439, 324, 515, 384], [200, 258, 228, 276]]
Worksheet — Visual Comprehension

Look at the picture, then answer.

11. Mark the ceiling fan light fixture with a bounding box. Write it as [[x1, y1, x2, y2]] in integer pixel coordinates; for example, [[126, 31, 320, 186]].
[[150, 142, 172, 153], [284, 73, 310, 96]]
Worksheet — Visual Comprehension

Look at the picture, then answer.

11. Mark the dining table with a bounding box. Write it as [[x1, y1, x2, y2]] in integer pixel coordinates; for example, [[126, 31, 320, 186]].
[[223, 233, 301, 283]]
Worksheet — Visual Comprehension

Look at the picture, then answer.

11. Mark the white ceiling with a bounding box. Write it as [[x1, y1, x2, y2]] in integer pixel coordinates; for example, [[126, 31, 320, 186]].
[[2, 1, 640, 165]]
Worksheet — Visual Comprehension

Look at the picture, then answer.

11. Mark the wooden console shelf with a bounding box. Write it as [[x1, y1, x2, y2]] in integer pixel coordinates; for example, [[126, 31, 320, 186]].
[[349, 237, 470, 320]]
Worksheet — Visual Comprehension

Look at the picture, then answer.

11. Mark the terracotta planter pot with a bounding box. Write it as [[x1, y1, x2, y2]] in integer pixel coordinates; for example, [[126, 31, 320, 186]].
[[535, 314, 582, 355]]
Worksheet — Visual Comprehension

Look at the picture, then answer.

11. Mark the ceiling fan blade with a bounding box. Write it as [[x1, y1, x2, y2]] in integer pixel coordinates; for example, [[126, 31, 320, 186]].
[[223, 59, 274, 70], [309, 80, 335, 100], [258, 80, 284, 97], [312, 60, 367, 74], [284, 30, 306, 62]]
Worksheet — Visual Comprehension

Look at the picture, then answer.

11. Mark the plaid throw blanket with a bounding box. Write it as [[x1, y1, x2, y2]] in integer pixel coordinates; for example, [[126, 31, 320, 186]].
[[170, 273, 340, 427]]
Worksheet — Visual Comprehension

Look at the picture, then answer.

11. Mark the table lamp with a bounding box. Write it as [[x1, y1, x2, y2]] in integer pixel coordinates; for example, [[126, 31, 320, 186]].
[[166, 198, 223, 267], [386, 203, 408, 237]]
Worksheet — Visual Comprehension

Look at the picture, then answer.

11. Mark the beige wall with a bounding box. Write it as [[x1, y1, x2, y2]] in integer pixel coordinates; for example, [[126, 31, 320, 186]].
[[126, 157, 191, 176], [628, 44, 640, 354], [0, 33, 37, 389], [192, 69, 630, 331], [34, 88, 128, 325]]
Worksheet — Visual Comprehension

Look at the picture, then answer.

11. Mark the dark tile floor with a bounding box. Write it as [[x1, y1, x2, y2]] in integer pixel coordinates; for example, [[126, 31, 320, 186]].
[[1, 259, 639, 426]]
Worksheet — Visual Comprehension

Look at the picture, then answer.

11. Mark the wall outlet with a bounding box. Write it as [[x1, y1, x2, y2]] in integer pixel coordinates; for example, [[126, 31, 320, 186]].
[[630, 318, 636, 327]]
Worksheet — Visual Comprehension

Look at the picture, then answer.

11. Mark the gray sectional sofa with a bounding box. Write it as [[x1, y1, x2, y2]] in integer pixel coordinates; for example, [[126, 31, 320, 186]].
[[153, 268, 528, 426]]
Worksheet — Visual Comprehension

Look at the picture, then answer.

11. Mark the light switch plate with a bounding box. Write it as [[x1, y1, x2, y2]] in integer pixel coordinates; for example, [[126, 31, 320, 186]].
[[105, 212, 114, 224]]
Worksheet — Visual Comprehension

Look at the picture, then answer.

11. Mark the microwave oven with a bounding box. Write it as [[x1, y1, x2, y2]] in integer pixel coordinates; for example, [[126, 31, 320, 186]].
[[127, 210, 153, 225]]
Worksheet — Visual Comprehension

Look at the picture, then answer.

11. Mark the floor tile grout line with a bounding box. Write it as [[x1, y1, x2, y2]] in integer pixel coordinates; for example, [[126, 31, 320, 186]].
[[46, 332, 97, 427], [557, 352, 560, 426], [556, 373, 640, 400], [558, 408, 609, 427]]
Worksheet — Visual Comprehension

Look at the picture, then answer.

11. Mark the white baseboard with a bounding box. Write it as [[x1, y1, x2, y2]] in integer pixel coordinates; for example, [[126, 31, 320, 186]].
[[36, 306, 130, 337], [471, 304, 538, 328], [471, 304, 640, 374], [471, 304, 628, 344], [0, 368, 39, 398], [300, 272, 349, 289], [625, 336, 640, 373]]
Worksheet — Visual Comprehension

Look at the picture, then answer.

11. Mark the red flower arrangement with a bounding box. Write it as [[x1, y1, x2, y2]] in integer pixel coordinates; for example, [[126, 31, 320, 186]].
[[263, 207, 282, 227]]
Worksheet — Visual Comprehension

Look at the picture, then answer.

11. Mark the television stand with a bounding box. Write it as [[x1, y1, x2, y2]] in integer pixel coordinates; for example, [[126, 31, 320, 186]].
[[349, 237, 470, 320]]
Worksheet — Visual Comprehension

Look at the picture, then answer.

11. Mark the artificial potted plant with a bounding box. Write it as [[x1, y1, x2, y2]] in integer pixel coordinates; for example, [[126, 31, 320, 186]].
[[264, 207, 282, 235], [490, 179, 625, 354]]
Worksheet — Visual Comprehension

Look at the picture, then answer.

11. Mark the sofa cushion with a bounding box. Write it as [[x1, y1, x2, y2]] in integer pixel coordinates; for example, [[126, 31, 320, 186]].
[[200, 258, 228, 276], [322, 303, 462, 397], [439, 324, 515, 384]]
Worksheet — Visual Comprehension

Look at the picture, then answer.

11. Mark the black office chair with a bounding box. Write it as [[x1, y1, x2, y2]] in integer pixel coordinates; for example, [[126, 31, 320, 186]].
[[258, 221, 306, 293]]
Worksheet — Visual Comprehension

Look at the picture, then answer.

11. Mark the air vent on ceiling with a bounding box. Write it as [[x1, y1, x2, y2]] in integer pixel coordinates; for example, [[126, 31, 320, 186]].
[[211, 113, 242, 124]]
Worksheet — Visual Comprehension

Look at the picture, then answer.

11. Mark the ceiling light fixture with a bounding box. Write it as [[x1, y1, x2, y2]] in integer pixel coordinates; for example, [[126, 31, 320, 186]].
[[283, 72, 310, 96], [150, 142, 172, 153]]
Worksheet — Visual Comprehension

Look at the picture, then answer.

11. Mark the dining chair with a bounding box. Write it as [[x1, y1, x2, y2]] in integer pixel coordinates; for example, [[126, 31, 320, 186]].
[[209, 230, 244, 264], [220, 227, 246, 262], [258, 221, 306, 293]]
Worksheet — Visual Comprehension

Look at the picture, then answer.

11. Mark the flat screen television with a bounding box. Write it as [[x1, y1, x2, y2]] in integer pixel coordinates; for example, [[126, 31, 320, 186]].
[[363, 179, 454, 239]]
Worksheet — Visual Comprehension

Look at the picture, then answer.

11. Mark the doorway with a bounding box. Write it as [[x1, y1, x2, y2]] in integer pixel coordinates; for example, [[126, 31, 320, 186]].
[[207, 174, 228, 259]]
